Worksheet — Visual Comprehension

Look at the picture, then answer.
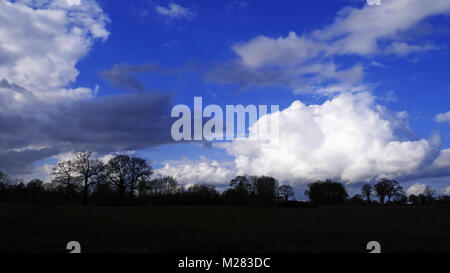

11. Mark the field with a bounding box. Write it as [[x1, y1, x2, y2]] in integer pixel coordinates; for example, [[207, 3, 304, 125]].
[[0, 204, 449, 253]]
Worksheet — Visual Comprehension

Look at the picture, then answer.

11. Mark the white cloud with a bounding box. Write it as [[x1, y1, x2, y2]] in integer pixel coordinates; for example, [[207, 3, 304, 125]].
[[406, 183, 427, 196], [216, 0, 450, 94], [155, 2, 194, 21], [20, 164, 54, 183], [435, 111, 450, 123], [384, 42, 439, 56], [233, 0, 450, 66], [232, 32, 321, 68], [222, 92, 441, 183], [431, 149, 450, 169], [156, 156, 235, 186], [157, 92, 450, 185], [0, 0, 109, 103], [444, 186, 450, 195], [317, 0, 450, 56]]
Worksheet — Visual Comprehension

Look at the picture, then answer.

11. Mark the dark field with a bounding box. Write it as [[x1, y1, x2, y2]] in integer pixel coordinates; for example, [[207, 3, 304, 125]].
[[1, 204, 450, 253]]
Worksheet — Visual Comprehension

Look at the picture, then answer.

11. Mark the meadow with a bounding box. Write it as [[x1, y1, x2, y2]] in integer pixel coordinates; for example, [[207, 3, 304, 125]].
[[0, 204, 449, 253]]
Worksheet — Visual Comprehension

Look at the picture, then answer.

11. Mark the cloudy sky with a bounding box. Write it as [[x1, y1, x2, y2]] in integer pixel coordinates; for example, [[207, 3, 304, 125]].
[[1, 0, 450, 198]]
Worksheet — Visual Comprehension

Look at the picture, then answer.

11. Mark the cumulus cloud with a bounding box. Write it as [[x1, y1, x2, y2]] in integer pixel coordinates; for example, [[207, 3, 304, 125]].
[[0, 1, 177, 176], [156, 157, 235, 186], [435, 111, 450, 123], [406, 183, 427, 196], [155, 2, 195, 21], [0, 0, 109, 99], [207, 0, 450, 93], [445, 186, 450, 195], [157, 92, 450, 185], [223, 92, 445, 183]]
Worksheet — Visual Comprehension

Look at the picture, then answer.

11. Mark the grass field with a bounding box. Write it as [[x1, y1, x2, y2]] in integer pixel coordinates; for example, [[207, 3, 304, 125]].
[[0, 204, 449, 253]]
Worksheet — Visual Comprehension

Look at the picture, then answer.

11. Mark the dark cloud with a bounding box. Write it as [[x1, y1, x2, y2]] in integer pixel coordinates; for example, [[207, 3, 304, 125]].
[[50, 91, 174, 149], [0, 79, 30, 94], [0, 90, 176, 175], [100, 63, 170, 92], [0, 148, 58, 175], [204, 61, 300, 91]]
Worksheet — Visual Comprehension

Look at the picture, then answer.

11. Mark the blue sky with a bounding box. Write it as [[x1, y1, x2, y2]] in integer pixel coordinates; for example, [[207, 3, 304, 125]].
[[1, 0, 450, 199], [85, 1, 450, 142]]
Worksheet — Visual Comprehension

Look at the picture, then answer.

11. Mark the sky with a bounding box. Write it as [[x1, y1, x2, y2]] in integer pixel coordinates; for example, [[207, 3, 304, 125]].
[[1, 0, 450, 199]]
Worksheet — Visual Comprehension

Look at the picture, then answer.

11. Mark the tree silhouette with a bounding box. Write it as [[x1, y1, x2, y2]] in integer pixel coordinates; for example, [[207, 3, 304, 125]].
[[350, 194, 364, 205], [3, 156, 446, 209], [278, 185, 295, 201], [0, 171, 10, 185], [409, 194, 420, 205], [226, 176, 253, 203], [253, 176, 278, 203], [72, 152, 103, 206], [26, 179, 43, 191], [127, 156, 153, 199], [361, 184, 372, 202], [104, 155, 130, 205], [386, 180, 403, 202], [0, 171, 10, 196], [138, 177, 149, 199], [374, 178, 404, 204], [183, 184, 219, 205], [424, 186, 436, 202], [230, 176, 253, 195], [374, 178, 390, 204], [52, 160, 79, 199], [305, 179, 348, 205], [92, 178, 114, 204], [418, 186, 436, 205], [146, 176, 178, 196], [161, 176, 179, 195]]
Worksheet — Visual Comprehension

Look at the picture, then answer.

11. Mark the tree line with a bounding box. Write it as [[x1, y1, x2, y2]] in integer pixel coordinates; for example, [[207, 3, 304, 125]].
[[0, 152, 449, 207], [0, 152, 295, 206], [305, 178, 449, 206]]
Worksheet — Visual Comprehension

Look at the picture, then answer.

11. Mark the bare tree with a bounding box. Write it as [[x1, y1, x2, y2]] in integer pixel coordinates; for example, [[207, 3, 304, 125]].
[[0, 171, 10, 191], [0, 171, 9, 183], [423, 185, 436, 204], [72, 152, 103, 206], [137, 177, 149, 198], [361, 184, 372, 202], [161, 176, 179, 195], [127, 156, 153, 199], [52, 160, 79, 199], [386, 180, 403, 202], [104, 155, 130, 204], [278, 185, 295, 201], [230, 176, 253, 194]]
